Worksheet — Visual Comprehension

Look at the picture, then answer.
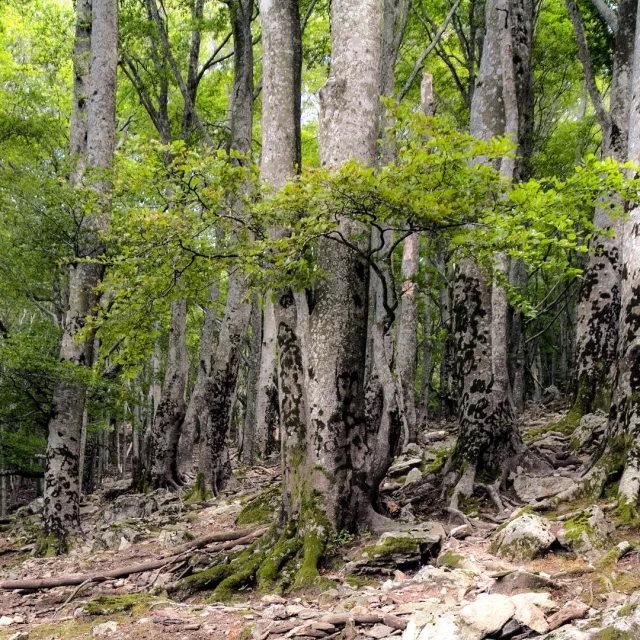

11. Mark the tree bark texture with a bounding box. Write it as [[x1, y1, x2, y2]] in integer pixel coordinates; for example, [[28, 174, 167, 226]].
[[607, 2, 640, 509], [42, 0, 117, 552], [301, 0, 382, 530], [149, 299, 188, 488], [572, 0, 637, 419], [204, 0, 254, 491], [177, 285, 219, 477], [452, 0, 522, 478]]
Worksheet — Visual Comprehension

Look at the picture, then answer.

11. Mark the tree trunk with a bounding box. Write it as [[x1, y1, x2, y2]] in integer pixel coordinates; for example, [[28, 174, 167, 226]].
[[450, 0, 524, 494], [203, 0, 254, 492], [603, 3, 640, 513], [149, 299, 188, 489], [297, 0, 382, 531], [204, 275, 252, 493], [41, 0, 117, 555], [571, 0, 637, 423], [241, 294, 262, 465], [177, 285, 219, 478]]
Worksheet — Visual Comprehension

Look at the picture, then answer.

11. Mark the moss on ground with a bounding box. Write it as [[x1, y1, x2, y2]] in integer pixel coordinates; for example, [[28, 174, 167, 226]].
[[438, 550, 465, 568], [85, 593, 151, 616], [183, 472, 213, 503], [425, 447, 452, 474], [235, 484, 281, 526]]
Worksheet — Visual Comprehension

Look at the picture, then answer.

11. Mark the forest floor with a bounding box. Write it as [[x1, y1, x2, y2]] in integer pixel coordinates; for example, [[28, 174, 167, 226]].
[[2, 400, 640, 639]]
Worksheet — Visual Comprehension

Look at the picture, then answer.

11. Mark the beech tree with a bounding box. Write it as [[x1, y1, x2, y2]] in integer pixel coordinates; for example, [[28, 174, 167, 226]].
[[41, 0, 118, 554]]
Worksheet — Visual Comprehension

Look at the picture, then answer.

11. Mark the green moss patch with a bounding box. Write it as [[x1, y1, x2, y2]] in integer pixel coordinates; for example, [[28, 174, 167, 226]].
[[85, 593, 151, 616], [235, 484, 281, 526]]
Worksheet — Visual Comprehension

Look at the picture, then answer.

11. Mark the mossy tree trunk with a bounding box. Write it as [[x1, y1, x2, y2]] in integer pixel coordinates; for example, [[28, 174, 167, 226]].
[[570, 0, 636, 423], [42, 0, 117, 554], [451, 0, 532, 497], [203, 0, 254, 494], [603, 4, 640, 513]]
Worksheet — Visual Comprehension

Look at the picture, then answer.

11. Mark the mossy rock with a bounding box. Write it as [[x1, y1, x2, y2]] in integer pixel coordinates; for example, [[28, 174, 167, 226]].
[[437, 550, 465, 569], [235, 485, 281, 526]]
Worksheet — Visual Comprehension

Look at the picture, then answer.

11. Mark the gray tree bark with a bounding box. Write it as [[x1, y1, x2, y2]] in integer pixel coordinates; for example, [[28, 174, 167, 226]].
[[241, 294, 262, 465], [203, 0, 254, 493], [302, 0, 383, 530], [177, 285, 219, 478], [606, 3, 640, 510], [148, 299, 188, 489], [451, 0, 523, 493], [42, 0, 117, 554], [258, 0, 303, 523], [571, 0, 637, 421]]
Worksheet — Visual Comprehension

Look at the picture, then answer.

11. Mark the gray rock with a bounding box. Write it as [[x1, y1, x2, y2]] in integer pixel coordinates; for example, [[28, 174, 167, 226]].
[[404, 467, 423, 487], [491, 514, 555, 561], [401, 611, 461, 640], [92, 522, 143, 551], [7, 633, 29, 640], [513, 475, 577, 503], [557, 506, 615, 557], [459, 594, 515, 638], [101, 494, 158, 523], [572, 412, 607, 450], [92, 621, 118, 637], [366, 623, 395, 638], [490, 570, 557, 595], [389, 457, 423, 476], [403, 443, 423, 457]]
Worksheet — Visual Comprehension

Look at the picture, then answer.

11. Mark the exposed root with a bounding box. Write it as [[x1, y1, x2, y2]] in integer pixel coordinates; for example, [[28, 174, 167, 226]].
[[449, 464, 476, 511], [174, 502, 335, 600]]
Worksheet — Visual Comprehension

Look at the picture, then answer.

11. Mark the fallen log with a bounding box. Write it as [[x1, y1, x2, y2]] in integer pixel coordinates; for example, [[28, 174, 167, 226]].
[[0, 527, 266, 591], [162, 525, 268, 557]]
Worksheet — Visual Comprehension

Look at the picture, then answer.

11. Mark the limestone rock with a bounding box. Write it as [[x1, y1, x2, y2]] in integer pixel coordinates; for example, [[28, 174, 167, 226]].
[[512, 599, 549, 634], [491, 513, 555, 561], [402, 443, 423, 457], [401, 611, 461, 640], [513, 475, 577, 503], [490, 569, 557, 595], [8, 633, 29, 640], [262, 604, 287, 620], [510, 592, 558, 613], [389, 457, 423, 477], [101, 494, 158, 523], [355, 522, 445, 571], [92, 621, 118, 637], [459, 594, 514, 638], [572, 411, 607, 450], [0, 617, 15, 627], [404, 467, 423, 487], [557, 506, 615, 557], [366, 623, 395, 638]]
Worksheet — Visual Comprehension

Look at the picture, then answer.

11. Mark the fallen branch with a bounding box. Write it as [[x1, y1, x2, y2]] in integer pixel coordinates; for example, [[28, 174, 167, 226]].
[[163, 525, 268, 557], [0, 527, 267, 591]]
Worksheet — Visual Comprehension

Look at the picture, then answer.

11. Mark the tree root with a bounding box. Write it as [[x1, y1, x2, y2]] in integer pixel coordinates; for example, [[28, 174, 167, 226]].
[[173, 502, 337, 600]]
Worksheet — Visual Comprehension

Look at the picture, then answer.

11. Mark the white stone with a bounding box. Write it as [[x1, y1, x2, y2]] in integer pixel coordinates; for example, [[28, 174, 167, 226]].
[[459, 594, 514, 637], [512, 600, 549, 634], [367, 624, 395, 638], [510, 592, 558, 612], [0, 617, 14, 627], [513, 475, 576, 503], [262, 604, 287, 620], [92, 621, 118, 637], [404, 467, 423, 487], [491, 513, 555, 561]]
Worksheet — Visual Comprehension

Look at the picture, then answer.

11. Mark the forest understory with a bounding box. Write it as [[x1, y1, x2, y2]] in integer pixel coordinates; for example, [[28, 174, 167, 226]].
[[3, 400, 640, 640]]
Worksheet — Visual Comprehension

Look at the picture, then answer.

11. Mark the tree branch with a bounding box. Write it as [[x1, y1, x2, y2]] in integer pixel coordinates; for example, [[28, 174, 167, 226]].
[[565, 0, 610, 136], [588, 0, 617, 33], [397, 0, 461, 104]]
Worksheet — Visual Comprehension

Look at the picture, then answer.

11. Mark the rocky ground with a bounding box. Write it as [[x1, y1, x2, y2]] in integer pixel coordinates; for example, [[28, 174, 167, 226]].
[[1, 402, 640, 640]]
